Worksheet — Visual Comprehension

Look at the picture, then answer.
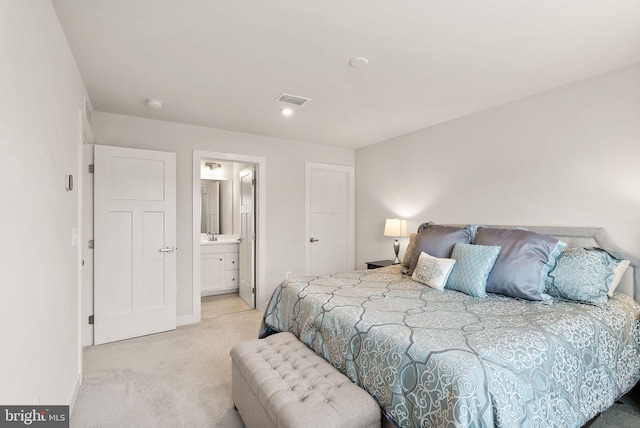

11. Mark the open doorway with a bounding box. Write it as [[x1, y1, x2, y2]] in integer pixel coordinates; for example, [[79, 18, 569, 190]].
[[192, 151, 266, 322], [199, 160, 252, 305]]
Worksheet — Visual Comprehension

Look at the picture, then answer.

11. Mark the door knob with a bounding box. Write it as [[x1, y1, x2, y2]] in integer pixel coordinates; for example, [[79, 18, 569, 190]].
[[159, 247, 176, 252], [310, 238, 319, 243]]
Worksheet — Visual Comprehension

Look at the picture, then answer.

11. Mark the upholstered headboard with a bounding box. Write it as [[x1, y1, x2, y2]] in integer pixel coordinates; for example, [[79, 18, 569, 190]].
[[482, 226, 640, 303]]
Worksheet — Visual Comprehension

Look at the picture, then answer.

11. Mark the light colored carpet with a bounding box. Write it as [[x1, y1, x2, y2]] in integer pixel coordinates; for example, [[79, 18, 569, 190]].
[[71, 294, 261, 428], [72, 294, 640, 427]]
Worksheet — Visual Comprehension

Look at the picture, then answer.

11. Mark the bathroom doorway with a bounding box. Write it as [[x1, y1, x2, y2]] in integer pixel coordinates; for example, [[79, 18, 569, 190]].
[[192, 151, 265, 321]]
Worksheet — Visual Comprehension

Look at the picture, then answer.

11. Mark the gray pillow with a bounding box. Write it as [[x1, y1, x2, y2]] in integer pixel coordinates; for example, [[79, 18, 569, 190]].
[[475, 227, 566, 301], [408, 224, 471, 275]]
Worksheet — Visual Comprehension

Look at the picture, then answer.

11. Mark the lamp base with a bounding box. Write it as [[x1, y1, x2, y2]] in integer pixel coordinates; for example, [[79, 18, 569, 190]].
[[392, 238, 400, 265]]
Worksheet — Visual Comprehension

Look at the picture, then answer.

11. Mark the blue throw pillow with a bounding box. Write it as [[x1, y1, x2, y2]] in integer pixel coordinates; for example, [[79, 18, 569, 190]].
[[475, 227, 566, 301], [547, 247, 620, 308], [446, 243, 501, 298]]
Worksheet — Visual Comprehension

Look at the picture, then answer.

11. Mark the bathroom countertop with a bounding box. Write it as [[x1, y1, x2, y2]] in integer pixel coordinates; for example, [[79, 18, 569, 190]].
[[200, 240, 239, 246]]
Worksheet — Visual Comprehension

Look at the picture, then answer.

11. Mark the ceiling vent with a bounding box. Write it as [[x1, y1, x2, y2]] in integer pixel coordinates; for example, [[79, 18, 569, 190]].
[[276, 93, 311, 106]]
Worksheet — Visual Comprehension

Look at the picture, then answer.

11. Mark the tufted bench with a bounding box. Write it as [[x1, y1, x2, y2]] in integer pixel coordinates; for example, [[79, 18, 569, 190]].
[[230, 332, 381, 428]]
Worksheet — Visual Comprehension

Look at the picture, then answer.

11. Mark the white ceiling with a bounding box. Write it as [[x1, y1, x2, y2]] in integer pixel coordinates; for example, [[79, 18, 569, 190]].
[[52, 0, 640, 149]]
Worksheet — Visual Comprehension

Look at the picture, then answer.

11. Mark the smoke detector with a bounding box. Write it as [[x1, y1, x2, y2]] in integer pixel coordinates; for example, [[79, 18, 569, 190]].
[[349, 57, 369, 68], [145, 98, 163, 109]]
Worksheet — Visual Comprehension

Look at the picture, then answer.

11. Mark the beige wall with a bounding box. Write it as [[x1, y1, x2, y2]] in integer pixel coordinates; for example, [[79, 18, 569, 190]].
[[356, 63, 640, 266], [0, 0, 86, 405], [91, 112, 355, 315]]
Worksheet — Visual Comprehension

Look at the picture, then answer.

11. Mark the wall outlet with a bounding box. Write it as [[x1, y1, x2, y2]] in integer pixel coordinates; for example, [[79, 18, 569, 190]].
[[285, 271, 292, 280]]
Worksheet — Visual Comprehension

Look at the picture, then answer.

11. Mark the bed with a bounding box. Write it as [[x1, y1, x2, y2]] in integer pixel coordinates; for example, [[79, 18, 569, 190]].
[[259, 225, 640, 428]]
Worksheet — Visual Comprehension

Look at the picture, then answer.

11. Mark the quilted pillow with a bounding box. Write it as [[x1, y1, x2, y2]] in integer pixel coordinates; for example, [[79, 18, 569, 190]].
[[475, 227, 566, 301], [446, 243, 501, 298], [412, 251, 456, 290], [408, 224, 471, 275], [547, 247, 626, 308], [402, 233, 418, 268]]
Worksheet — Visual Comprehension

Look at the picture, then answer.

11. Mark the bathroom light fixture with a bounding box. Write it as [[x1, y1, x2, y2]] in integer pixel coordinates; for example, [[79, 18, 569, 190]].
[[204, 162, 222, 171], [145, 98, 163, 109], [384, 218, 408, 264], [281, 108, 293, 116]]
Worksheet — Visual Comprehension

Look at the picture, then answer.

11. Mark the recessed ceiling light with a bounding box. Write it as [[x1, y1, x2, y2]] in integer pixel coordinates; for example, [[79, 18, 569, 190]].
[[145, 98, 163, 109], [281, 108, 293, 116], [348, 56, 369, 68]]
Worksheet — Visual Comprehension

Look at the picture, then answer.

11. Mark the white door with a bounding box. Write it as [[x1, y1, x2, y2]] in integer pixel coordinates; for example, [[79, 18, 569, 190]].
[[306, 163, 354, 276], [239, 166, 255, 308], [94, 145, 177, 345]]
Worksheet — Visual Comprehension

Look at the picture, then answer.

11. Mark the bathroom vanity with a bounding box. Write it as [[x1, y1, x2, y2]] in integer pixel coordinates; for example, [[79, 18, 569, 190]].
[[201, 240, 239, 296]]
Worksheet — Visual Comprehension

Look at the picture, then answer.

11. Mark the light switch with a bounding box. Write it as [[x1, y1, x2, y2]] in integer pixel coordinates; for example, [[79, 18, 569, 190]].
[[72, 228, 79, 246]]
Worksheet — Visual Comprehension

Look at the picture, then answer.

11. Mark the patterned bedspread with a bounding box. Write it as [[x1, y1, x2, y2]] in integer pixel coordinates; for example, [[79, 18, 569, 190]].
[[259, 265, 640, 428]]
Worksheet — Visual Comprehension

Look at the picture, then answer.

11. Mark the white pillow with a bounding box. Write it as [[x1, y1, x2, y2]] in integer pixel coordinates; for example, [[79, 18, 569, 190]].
[[609, 259, 630, 296], [411, 251, 456, 290]]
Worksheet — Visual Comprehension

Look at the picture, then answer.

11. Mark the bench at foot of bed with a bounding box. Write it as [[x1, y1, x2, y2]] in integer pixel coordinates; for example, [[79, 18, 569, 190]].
[[230, 332, 381, 428]]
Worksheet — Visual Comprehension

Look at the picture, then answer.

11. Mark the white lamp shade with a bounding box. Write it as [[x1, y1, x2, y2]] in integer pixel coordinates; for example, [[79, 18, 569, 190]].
[[384, 218, 408, 237]]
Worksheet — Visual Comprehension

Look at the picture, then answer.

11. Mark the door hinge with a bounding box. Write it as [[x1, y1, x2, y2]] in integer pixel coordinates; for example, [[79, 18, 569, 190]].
[[252, 287, 256, 294], [88, 164, 94, 173], [252, 178, 256, 186], [88, 315, 94, 325], [88, 239, 94, 249], [252, 232, 256, 240]]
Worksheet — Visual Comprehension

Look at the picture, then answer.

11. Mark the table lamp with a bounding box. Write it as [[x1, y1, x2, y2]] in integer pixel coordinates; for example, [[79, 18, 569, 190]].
[[384, 218, 408, 264]]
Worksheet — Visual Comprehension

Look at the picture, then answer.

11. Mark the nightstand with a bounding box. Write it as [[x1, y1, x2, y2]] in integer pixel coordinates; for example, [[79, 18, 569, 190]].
[[365, 260, 394, 269]]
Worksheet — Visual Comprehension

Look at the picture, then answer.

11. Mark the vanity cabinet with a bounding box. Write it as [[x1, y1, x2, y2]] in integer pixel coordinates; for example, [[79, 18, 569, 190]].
[[201, 242, 239, 296]]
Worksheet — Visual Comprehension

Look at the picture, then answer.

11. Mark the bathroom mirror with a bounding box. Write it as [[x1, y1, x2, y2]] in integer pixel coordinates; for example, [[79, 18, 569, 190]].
[[201, 179, 233, 234]]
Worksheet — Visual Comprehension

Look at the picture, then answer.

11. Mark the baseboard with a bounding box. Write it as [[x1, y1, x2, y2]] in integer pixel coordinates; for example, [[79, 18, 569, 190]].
[[201, 289, 239, 297], [177, 313, 199, 326], [69, 370, 82, 413]]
